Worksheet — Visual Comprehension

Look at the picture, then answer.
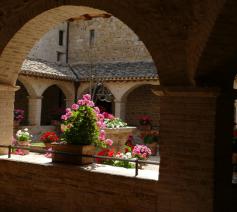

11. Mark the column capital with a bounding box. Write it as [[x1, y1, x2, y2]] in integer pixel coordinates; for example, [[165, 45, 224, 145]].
[[114, 99, 126, 103], [27, 95, 43, 100], [0, 84, 19, 92]]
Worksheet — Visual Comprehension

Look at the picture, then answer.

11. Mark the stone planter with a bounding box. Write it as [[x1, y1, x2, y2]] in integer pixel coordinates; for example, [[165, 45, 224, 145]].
[[105, 127, 136, 153], [51, 143, 96, 165], [16, 140, 30, 155]]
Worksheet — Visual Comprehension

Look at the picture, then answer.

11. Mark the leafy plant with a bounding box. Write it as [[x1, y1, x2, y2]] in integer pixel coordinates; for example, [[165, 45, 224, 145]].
[[143, 132, 159, 144], [60, 94, 113, 148], [16, 128, 32, 142], [103, 112, 127, 128]]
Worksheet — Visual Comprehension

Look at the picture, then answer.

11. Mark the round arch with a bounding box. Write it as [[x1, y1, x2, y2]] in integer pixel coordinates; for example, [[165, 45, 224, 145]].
[[120, 81, 159, 102], [41, 84, 66, 125], [17, 77, 38, 97], [0, 2, 196, 86], [40, 82, 74, 101]]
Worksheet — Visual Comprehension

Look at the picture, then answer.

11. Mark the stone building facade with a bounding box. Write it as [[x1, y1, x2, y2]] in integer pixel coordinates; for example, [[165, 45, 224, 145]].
[[16, 16, 160, 129]]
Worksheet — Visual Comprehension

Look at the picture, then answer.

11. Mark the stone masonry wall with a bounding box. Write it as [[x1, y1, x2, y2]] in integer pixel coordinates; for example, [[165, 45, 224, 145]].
[[126, 85, 160, 127], [28, 22, 67, 64], [68, 16, 152, 65]]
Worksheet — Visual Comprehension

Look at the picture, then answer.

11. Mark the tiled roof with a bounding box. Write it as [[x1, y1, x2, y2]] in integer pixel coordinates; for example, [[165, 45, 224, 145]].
[[20, 59, 159, 82], [20, 59, 77, 81], [71, 62, 158, 81]]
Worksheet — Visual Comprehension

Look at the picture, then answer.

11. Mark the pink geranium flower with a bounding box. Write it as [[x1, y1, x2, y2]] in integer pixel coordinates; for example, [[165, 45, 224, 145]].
[[71, 103, 79, 110]]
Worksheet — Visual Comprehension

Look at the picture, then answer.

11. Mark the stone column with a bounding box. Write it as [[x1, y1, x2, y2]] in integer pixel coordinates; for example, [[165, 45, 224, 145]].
[[114, 99, 126, 120], [28, 96, 43, 126], [65, 98, 74, 108], [0, 84, 18, 154], [157, 87, 232, 212]]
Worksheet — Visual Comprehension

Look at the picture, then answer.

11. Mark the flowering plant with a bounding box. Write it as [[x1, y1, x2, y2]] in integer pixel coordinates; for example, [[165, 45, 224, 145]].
[[60, 94, 113, 148], [16, 128, 32, 142], [96, 149, 135, 168], [14, 109, 24, 122], [139, 115, 151, 126], [125, 135, 134, 153], [103, 112, 127, 128], [40, 132, 59, 143], [132, 144, 151, 160], [113, 151, 135, 168]]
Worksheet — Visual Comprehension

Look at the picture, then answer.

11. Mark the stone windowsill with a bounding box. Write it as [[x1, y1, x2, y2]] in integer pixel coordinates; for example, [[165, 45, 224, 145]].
[[0, 153, 159, 181]]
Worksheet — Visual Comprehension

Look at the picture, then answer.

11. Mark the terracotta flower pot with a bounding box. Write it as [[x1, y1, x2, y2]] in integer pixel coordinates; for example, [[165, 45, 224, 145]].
[[44, 142, 52, 149], [51, 143, 96, 165], [17, 140, 30, 155]]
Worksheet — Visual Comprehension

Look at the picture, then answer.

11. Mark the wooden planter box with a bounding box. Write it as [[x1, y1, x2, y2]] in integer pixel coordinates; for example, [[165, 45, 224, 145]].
[[51, 144, 96, 165]]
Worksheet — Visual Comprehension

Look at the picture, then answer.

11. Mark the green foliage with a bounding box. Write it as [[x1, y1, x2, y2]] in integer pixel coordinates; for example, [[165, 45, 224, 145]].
[[104, 118, 127, 128], [62, 106, 99, 145], [143, 133, 159, 144]]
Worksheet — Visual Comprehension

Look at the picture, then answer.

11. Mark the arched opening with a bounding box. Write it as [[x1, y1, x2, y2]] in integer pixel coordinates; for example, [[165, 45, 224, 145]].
[[125, 84, 160, 128], [14, 80, 29, 126], [41, 85, 66, 125]]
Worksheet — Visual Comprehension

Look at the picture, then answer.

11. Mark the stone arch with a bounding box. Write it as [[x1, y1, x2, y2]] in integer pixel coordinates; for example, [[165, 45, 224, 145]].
[[40, 81, 74, 101], [17, 76, 38, 97], [120, 81, 159, 102], [0, 1, 201, 86], [41, 84, 66, 125], [194, 0, 237, 88], [78, 83, 115, 113], [124, 83, 160, 127]]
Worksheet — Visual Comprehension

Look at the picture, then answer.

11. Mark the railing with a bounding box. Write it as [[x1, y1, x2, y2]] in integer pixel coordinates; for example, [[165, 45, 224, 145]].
[[0, 144, 159, 177]]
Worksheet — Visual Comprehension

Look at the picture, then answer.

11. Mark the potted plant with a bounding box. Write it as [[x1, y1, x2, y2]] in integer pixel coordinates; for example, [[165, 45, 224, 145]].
[[143, 131, 159, 156], [40, 131, 59, 149], [103, 112, 127, 128], [15, 128, 32, 155], [13, 109, 24, 128], [138, 115, 152, 130], [52, 94, 113, 165]]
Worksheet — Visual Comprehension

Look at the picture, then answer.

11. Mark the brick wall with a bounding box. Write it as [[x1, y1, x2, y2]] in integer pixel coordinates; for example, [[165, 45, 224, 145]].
[[126, 85, 160, 127]]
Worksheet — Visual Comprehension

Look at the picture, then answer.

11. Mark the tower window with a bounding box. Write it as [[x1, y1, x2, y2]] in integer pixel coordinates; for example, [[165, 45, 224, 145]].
[[57, 52, 64, 62], [59, 30, 64, 46], [89, 29, 95, 47]]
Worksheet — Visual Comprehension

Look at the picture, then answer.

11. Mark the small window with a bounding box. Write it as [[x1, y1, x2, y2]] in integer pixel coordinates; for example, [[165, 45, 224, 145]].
[[89, 29, 95, 47], [59, 30, 64, 46], [57, 52, 64, 62]]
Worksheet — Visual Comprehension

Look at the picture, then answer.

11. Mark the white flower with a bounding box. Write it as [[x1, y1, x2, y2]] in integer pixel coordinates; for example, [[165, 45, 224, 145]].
[[125, 152, 132, 159], [24, 128, 28, 131]]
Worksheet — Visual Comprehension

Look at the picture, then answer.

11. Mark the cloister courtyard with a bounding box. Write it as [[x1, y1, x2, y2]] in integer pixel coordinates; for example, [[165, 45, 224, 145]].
[[0, 1, 236, 212]]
